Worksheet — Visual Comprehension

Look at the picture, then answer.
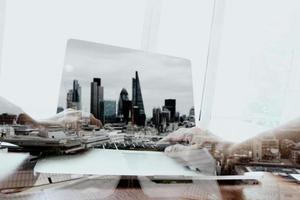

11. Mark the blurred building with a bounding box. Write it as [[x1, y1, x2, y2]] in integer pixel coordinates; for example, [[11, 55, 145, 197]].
[[152, 108, 161, 129], [188, 107, 195, 123], [251, 140, 261, 162], [160, 109, 171, 132], [261, 136, 280, 160], [117, 88, 131, 124], [189, 107, 195, 116], [104, 100, 116, 123], [90, 78, 104, 122], [72, 80, 81, 109], [152, 107, 171, 133], [66, 80, 82, 110], [132, 71, 146, 126], [280, 139, 295, 159], [66, 89, 73, 108], [252, 136, 280, 161], [164, 99, 176, 122], [161, 107, 171, 122], [291, 143, 300, 165], [0, 113, 17, 125], [175, 112, 180, 122]]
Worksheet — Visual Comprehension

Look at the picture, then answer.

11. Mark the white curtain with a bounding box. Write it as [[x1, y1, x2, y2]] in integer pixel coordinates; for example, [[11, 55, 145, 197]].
[[204, 0, 300, 142]]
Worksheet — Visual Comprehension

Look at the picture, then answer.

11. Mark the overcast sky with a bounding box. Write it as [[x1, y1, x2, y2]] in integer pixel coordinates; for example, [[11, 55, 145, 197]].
[[58, 39, 193, 117]]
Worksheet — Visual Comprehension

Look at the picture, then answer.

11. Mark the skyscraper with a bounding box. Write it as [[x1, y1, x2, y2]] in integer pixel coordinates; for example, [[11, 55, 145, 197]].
[[164, 99, 176, 122], [189, 107, 195, 116], [188, 107, 195, 122], [117, 88, 131, 123], [160, 109, 171, 132], [90, 78, 104, 122], [104, 100, 117, 123], [72, 80, 81, 110], [66, 80, 81, 110], [66, 89, 73, 109], [132, 71, 146, 126], [152, 108, 161, 128], [152, 107, 170, 133]]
